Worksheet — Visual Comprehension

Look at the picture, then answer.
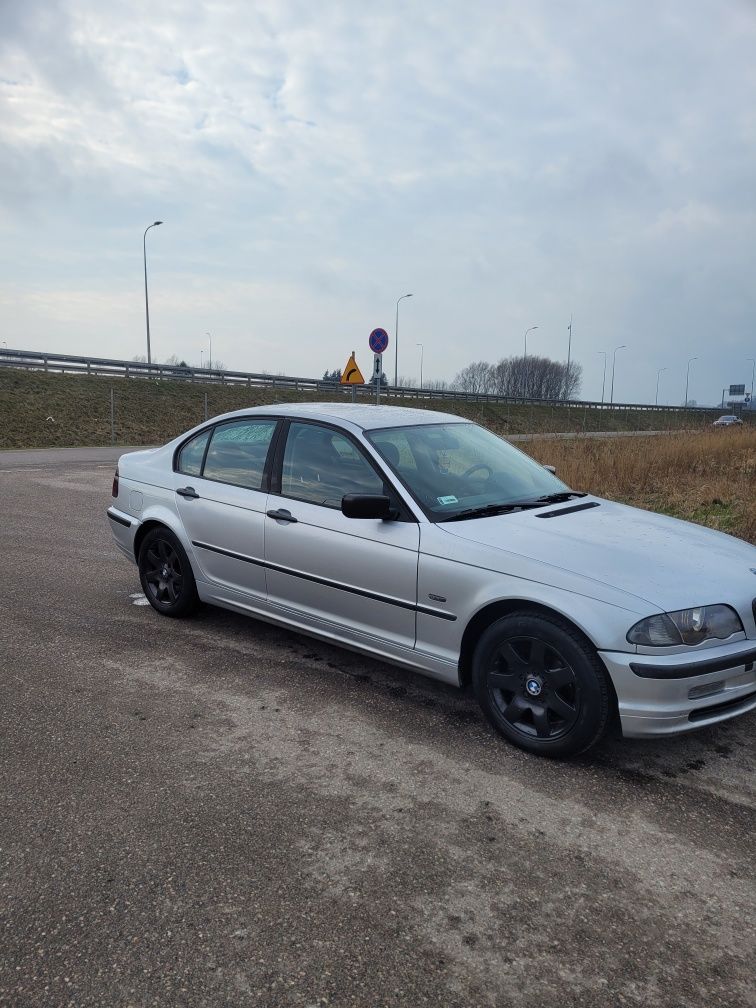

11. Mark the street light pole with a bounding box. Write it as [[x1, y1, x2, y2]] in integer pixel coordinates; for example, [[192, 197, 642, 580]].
[[143, 221, 163, 365], [523, 325, 539, 360], [566, 316, 572, 401], [748, 358, 755, 409], [657, 366, 669, 405], [655, 367, 667, 406], [597, 351, 607, 403], [417, 343, 424, 389], [523, 325, 539, 397], [394, 293, 413, 387], [684, 356, 697, 408], [205, 331, 212, 371], [610, 345, 626, 405]]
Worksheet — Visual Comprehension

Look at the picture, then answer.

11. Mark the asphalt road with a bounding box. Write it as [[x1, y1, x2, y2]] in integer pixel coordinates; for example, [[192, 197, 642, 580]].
[[1, 451, 754, 1008]]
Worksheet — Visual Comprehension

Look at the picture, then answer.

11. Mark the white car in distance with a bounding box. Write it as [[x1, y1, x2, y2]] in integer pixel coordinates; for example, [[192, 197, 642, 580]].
[[107, 404, 756, 758]]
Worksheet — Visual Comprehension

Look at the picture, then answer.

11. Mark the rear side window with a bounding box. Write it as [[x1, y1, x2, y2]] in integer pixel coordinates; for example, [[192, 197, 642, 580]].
[[177, 430, 210, 476], [203, 420, 277, 490]]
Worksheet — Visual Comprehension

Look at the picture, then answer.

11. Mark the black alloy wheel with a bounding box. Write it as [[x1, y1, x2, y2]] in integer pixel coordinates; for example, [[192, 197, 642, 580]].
[[472, 612, 611, 758], [138, 527, 198, 618]]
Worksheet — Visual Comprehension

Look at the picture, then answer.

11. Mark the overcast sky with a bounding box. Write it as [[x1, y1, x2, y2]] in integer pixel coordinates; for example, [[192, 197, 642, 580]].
[[1, 0, 755, 404]]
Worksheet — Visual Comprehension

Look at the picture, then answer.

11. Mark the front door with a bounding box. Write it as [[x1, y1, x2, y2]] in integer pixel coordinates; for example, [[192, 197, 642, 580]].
[[264, 420, 419, 651]]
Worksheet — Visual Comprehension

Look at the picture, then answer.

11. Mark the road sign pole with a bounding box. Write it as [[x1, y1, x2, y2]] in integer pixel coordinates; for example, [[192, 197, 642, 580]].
[[368, 329, 390, 408]]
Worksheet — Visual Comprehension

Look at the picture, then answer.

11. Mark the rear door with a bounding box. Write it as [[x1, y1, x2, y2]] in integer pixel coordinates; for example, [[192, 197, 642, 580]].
[[173, 418, 280, 600], [263, 420, 420, 650]]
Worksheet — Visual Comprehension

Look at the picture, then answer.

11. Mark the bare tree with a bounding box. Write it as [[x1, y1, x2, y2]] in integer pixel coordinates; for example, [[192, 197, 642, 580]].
[[453, 355, 582, 399], [451, 361, 494, 394]]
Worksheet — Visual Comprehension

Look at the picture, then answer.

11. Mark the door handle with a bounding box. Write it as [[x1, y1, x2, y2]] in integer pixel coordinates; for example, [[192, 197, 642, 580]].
[[177, 486, 200, 500], [266, 508, 298, 523]]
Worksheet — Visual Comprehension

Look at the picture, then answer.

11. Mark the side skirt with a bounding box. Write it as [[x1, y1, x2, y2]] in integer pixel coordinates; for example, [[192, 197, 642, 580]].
[[196, 579, 461, 687]]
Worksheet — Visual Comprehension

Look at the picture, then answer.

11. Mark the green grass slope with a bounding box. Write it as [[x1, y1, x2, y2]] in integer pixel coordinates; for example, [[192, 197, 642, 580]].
[[0, 368, 730, 450]]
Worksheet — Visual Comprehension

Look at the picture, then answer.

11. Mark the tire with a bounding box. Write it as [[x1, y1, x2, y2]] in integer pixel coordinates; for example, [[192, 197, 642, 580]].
[[137, 527, 199, 619], [472, 611, 611, 758]]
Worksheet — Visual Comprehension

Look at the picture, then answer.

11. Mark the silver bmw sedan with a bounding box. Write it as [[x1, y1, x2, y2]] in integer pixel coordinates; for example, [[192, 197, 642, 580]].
[[107, 403, 756, 758]]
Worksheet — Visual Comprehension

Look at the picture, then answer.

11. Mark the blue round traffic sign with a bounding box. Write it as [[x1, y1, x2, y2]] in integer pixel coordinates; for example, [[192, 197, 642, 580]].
[[369, 328, 389, 354]]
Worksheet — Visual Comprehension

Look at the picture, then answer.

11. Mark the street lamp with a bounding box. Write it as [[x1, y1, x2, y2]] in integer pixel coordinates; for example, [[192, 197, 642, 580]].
[[609, 345, 626, 405], [523, 325, 539, 397], [205, 331, 212, 371], [143, 221, 163, 365], [684, 357, 697, 408], [200, 350, 204, 369], [523, 325, 539, 360], [394, 294, 413, 387], [416, 343, 424, 389], [748, 358, 755, 408], [597, 351, 607, 404], [655, 367, 667, 406]]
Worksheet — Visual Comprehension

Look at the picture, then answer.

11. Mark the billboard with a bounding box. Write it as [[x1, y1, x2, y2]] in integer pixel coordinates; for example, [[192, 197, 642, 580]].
[[729, 384, 745, 396]]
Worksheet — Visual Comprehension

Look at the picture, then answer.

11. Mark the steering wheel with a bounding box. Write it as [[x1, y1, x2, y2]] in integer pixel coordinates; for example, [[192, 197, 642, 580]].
[[462, 463, 494, 480]]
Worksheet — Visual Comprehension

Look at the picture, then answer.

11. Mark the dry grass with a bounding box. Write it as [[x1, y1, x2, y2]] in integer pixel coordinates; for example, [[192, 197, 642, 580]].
[[526, 429, 756, 544]]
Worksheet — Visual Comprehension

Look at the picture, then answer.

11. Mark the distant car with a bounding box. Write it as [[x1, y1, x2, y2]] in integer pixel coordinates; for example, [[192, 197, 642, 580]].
[[107, 404, 756, 758], [713, 415, 743, 427]]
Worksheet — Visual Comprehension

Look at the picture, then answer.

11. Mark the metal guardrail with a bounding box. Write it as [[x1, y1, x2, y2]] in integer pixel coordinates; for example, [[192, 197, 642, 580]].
[[0, 346, 740, 415]]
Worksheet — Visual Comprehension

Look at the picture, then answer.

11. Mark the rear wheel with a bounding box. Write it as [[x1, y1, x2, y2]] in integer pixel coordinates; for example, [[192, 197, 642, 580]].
[[138, 527, 198, 618], [472, 612, 610, 758]]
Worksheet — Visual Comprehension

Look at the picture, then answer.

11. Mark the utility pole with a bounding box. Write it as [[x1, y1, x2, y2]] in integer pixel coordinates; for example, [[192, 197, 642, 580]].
[[566, 316, 572, 400]]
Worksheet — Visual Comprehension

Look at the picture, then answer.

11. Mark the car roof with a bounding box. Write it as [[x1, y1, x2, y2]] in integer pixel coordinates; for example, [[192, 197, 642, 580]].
[[208, 402, 468, 431]]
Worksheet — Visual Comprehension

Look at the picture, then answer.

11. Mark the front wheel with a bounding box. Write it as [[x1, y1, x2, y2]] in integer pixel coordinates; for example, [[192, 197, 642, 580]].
[[138, 527, 199, 618], [472, 612, 611, 758]]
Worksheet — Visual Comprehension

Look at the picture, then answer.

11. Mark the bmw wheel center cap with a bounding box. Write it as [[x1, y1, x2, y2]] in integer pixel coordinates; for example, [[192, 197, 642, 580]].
[[526, 677, 543, 697]]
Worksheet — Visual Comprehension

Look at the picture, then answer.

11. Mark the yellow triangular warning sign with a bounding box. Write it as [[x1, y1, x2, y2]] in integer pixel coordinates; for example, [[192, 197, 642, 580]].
[[340, 353, 365, 384]]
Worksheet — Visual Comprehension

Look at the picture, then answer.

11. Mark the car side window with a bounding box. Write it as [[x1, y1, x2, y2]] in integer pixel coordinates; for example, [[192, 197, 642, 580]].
[[202, 420, 277, 490], [177, 430, 210, 476], [281, 422, 384, 507]]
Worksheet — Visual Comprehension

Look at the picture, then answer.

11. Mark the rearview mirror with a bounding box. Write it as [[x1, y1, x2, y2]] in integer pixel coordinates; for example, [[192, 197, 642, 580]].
[[341, 494, 394, 520], [543, 464, 557, 475]]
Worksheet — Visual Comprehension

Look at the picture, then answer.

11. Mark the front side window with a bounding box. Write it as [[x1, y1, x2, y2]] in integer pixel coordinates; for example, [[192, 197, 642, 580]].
[[368, 422, 570, 519], [202, 419, 277, 490], [281, 422, 384, 507]]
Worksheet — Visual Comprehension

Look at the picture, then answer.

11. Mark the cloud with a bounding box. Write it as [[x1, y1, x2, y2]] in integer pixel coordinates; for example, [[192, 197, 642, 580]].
[[0, 0, 754, 401]]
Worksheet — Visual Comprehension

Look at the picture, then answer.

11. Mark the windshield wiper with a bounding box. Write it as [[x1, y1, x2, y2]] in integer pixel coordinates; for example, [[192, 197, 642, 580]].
[[522, 491, 587, 505], [439, 501, 546, 522], [438, 491, 587, 523]]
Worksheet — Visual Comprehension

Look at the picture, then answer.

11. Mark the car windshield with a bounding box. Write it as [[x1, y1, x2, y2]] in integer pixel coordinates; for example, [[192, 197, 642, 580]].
[[366, 422, 572, 520]]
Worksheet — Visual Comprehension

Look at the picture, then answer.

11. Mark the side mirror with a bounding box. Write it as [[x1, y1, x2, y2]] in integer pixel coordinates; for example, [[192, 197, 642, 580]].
[[542, 464, 557, 475], [341, 494, 394, 520]]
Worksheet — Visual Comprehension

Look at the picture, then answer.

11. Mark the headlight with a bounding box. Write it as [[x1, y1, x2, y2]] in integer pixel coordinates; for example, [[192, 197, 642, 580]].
[[627, 605, 743, 647]]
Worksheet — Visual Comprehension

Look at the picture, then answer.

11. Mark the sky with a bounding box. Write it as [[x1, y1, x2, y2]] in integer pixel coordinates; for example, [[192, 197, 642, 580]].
[[1, 0, 755, 405]]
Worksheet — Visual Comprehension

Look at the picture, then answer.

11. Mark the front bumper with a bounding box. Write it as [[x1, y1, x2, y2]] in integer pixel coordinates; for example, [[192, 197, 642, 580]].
[[600, 640, 756, 737]]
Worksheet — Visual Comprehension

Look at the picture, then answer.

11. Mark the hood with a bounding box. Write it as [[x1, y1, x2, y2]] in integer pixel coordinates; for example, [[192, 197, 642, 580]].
[[440, 497, 756, 615]]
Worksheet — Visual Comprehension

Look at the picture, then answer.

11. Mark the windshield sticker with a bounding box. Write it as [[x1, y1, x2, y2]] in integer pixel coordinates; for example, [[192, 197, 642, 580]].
[[437, 495, 458, 505]]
